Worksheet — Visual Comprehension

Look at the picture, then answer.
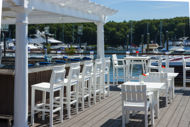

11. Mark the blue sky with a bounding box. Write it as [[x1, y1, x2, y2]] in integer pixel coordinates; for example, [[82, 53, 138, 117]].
[[91, 0, 189, 22]]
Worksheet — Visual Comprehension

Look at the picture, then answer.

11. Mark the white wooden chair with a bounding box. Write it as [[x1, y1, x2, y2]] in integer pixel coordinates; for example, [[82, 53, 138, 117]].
[[63, 62, 80, 119], [112, 54, 125, 85], [160, 67, 175, 101], [148, 56, 162, 72], [121, 84, 154, 127], [148, 72, 170, 107], [183, 56, 190, 89], [139, 73, 166, 118], [103, 57, 111, 97], [92, 59, 103, 104], [31, 65, 65, 127], [79, 60, 93, 111]]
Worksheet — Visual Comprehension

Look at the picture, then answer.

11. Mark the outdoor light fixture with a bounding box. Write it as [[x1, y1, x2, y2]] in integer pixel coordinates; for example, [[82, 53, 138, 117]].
[[78, 25, 83, 49], [44, 26, 50, 44]]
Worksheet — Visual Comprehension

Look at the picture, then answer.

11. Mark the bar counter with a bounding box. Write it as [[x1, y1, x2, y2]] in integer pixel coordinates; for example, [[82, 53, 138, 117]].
[[0, 62, 83, 115]]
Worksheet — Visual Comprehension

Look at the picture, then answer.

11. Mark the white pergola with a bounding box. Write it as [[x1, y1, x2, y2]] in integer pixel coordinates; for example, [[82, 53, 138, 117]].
[[0, 0, 117, 126]]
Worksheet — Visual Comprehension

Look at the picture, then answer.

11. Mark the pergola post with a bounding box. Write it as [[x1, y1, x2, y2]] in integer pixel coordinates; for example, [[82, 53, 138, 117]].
[[96, 22, 105, 58], [0, 0, 2, 30], [14, 8, 29, 127]]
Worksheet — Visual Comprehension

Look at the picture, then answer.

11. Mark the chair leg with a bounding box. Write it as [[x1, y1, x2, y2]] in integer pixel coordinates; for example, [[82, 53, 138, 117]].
[[102, 75, 105, 99], [76, 85, 79, 114], [122, 107, 126, 127], [82, 82, 85, 111], [31, 88, 35, 125], [67, 103, 71, 119], [94, 79, 97, 104], [49, 92, 54, 127], [116, 68, 119, 85], [88, 79, 92, 107], [82, 97, 85, 111], [113, 68, 115, 85], [145, 110, 148, 127], [150, 104, 154, 126], [108, 74, 110, 96], [42, 91, 46, 121], [88, 94, 91, 107], [60, 89, 63, 123], [126, 110, 129, 124], [172, 78, 175, 99], [183, 69, 186, 88], [165, 90, 168, 107], [99, 77, 101, 102]]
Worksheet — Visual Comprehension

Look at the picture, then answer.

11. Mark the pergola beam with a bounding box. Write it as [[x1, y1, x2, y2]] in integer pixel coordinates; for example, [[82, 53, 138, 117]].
[[30, 0, 101, 22]]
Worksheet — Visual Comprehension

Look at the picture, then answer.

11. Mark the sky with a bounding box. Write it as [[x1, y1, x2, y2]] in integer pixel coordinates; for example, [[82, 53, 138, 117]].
[[91, 0, 189, 22]]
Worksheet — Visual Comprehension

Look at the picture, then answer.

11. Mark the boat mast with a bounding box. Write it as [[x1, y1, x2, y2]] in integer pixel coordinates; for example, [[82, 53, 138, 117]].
[[130, 21, 133, 45], [147, 22, 149, 34], [72, 24, 75, 45], [160, 21, 162, 46], [62, 24, 64, 43]]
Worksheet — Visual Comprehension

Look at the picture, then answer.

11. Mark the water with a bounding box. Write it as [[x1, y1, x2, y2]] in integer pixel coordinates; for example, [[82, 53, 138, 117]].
[[5, 51, 142, 82], [105, 54, 143, 83]]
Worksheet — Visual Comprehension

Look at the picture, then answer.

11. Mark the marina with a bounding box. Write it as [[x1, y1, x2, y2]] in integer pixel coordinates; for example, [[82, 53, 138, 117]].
[[0, 0, 190, 127]]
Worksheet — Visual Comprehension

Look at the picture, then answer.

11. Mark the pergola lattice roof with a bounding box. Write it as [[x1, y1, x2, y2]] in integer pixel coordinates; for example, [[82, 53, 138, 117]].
[[2, 0, 117, 24]]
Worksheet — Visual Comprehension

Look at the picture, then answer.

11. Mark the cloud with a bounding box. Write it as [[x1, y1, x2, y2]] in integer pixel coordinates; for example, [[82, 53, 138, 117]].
[[148, 2, 182, 9]]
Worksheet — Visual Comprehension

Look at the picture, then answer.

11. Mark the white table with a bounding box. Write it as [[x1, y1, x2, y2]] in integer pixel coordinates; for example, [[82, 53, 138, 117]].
[[124, 56, 150, 81], [119, 81, 165, 118]]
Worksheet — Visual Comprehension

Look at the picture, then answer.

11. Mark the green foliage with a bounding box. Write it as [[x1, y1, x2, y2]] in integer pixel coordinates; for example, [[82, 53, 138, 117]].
[[65, 46, 76, 55], [8, 17, 189, 47]]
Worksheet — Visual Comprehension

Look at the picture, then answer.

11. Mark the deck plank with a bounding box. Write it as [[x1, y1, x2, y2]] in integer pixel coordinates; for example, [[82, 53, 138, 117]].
[[70, 92, 121, 127], [156, 94, 183, 127], [56, 91, 120, 127], [178, 92, 190, 127], [2, 86, 190, 127], [154, 95, 182, 127], [167, 95, 190, 127]]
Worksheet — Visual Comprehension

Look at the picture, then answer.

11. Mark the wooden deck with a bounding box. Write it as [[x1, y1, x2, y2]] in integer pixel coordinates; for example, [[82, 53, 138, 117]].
[[1, 86, 190, 127]]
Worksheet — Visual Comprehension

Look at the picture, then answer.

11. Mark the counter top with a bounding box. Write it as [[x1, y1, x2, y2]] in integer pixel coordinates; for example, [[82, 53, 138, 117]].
[[0, 61, 85, 75]]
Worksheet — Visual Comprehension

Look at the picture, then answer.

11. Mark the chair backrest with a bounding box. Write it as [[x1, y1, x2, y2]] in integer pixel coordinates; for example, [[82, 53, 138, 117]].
[[121, 84, 147, 103], [139, 72, 167, 83], [161, 67, 174, 73], [68, 62, 81, 84], [82, 60, 93, 79], [94, 59, 103, 76], [149, 72, 167, 82], [50, 65, 66, 89], [104, 57, 111, 74], [149, 56, 162, 67], [112, 54, 118, 66]]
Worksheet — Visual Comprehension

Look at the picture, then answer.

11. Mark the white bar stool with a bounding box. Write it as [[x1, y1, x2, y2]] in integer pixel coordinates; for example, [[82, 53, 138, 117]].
[[79, 60, 93, 111], [103, 57, 111, 97], [31, 65, 65, 127], [92, 59, 103, 104], [63, 62, 80, 119], [112, 54, 125, 85]]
